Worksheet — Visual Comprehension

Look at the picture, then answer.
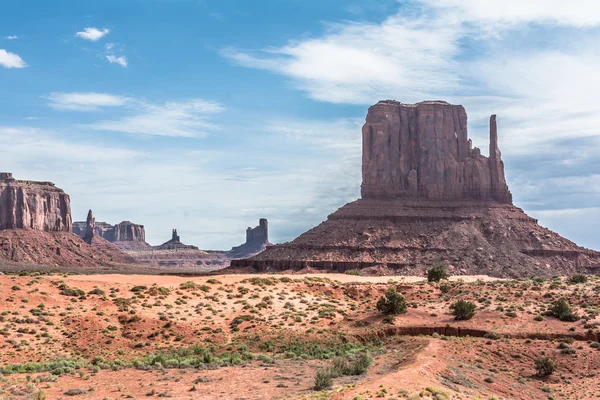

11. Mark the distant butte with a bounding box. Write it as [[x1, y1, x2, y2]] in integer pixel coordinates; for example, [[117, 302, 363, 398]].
[[231, 101, 600, 277]]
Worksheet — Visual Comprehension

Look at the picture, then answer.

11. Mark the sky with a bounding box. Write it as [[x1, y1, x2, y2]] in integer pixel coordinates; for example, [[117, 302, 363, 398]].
[[1, 0, 599, 251]]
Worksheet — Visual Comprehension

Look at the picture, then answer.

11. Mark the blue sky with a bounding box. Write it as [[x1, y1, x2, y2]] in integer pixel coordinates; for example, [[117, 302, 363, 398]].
[[1, 0, 599, 250]]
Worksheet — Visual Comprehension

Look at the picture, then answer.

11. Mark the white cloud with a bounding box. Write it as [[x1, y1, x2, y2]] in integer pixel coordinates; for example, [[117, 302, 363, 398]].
[[0, 49, 26, 68], [221, 13, 462, 104], [75, 27, 110, 41], [87, 99, 225, 137], [106, 55, 128, 68], [4, 35, 18, 40], [420, 0, 600, 27], [0, 126, 140, 163], [46, 92, 130, 111]]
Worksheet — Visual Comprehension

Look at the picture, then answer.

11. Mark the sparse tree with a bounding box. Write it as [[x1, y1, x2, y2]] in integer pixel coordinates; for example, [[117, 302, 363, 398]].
[[450, 300, 476, 320], [535, 357, 556, 377], [427, 263, 450, 282], [376, 288, 407, 316]]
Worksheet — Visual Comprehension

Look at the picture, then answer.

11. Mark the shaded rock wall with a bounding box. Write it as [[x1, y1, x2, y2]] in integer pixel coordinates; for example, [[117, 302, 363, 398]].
[[227, 218, 270, 259], [361, 101, 512, 203], [0, 172, 72, 232], [73, 220, 146, 243]]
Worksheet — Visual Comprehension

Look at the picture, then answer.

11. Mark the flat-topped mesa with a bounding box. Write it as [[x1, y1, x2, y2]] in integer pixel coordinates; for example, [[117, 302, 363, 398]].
[[0, 172, 72, 232], [361, 101, 513, 203], [73, 220, 146, 243]]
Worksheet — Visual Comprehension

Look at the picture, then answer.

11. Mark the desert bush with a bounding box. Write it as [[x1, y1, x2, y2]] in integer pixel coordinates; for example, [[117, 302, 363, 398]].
[[345, 270, 361, 276], [550, 299, 579, 322], [568, 274, 588, 284], [376, 288, 407, 316], [427, 264, 450, 282], [535, 357, 556, 377], [179, 281, 197, 290], [314, 368, 334, 390], [450, 300, 476, 320], [439, 283, 450, 294], [331, 353, 372, 376]]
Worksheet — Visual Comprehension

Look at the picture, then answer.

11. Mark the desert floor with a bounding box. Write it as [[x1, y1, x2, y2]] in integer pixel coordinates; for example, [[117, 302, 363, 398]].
[[0, 272, 599, 399]]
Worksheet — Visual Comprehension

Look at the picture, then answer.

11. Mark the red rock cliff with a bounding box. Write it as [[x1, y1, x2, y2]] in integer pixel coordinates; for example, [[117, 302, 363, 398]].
[[0, 172, 72, 232], [361, 101, 513, 203]]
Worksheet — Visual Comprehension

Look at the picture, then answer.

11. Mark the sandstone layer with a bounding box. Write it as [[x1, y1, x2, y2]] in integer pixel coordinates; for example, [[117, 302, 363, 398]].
[[361, 101, 512, 203], [230, 101, 600, 277], [227, 218, 271, 259], [73, 219, 150, 250], [0, 172, 71, 232]]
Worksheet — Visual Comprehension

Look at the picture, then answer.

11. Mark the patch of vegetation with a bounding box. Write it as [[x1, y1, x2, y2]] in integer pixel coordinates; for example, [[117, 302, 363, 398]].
[[376, 288, 407, 316], [450, 300, 476, 320], [535, 357, 556, 377], [427, 263, 450, 283], [567, 274, 588, 284], [550, 299, 579, 322], [344, 270, 361, 276]]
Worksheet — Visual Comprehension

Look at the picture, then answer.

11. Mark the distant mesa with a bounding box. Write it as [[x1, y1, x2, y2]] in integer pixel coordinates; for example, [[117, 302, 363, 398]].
[[231, 101, 600, 277], [0, 172, 71, 232], [73, 217, 150, 250], [227, 218, 271, 259], [0, 174, 133, 268], [154, 229, 199, 251]]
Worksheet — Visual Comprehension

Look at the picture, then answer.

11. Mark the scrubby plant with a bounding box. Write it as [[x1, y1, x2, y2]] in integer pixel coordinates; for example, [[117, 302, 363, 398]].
[[568, 274, 588, 284], [450, 300, 476, 320], [550, 299, 579, 322], [427, 264, 450, 283], [535, 357, 556, 377], [314, 368, 334, 390], [376, 288, 407, 316]]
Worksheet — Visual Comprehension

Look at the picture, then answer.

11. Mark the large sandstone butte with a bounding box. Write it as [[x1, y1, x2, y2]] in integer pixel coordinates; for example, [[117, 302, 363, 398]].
[[227, 218, 271, 259], [73, 219, 150, 250], [0, 172, 71, 232], [0, 173, 134, 269], [231, 101, 600, 277]]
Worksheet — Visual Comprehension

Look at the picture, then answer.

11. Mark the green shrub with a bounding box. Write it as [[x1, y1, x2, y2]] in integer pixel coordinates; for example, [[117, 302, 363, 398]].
[[180, 281, 197, 290], [345, 269, 361, 276], [376, 288, 407, 316], [568, 274, 588, 284], [550, 299, 579, 322], [450, 300, 476, 320], [314, 368, 334, 390], [427, 264, 450, 282], [439, 283, 450, 294], [535, 357, 555, 377]]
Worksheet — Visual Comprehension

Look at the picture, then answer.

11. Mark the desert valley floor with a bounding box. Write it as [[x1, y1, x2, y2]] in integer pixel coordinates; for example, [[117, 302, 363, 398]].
[[0, 272, 598, 400]]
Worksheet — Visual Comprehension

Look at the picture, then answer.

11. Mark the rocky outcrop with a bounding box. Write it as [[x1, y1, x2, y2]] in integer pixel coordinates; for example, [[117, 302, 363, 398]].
[[361, 101, 512, 203], [154, 229, 199, 250], [229, 101, 600, 277], [73, 219, 147, 244], [83, 210, 95, 244], [227, 219, 271, 259], [0, 172, 72, 232], [113, 221, 146, 242]]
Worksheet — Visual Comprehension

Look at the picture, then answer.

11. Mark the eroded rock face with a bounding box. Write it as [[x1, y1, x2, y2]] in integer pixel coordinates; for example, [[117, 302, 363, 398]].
[[228, 100, 600, 277], [155, 229, 199, 250], [0, 173, 72, 232], [83, 210, 95, 244], [73, 220, 146, 244], [361, 101, 512, 203], [227, 218, 270, 259]]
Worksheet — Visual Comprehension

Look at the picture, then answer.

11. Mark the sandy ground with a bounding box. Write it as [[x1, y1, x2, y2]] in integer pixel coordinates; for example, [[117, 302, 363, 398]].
[[0, 272, 598, 399]]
